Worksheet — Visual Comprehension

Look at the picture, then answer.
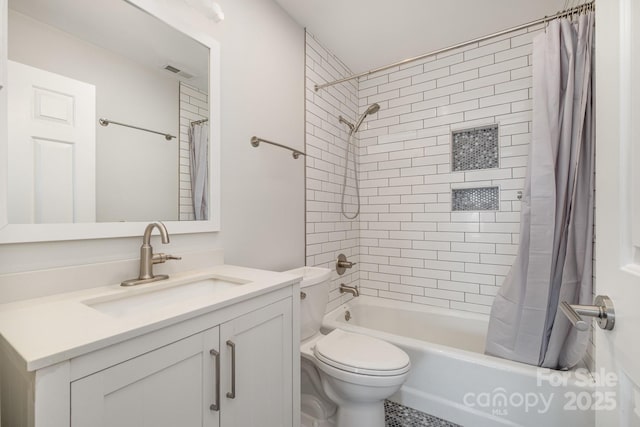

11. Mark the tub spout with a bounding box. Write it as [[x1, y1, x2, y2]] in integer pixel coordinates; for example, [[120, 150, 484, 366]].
[[340, 283, 359, 297]]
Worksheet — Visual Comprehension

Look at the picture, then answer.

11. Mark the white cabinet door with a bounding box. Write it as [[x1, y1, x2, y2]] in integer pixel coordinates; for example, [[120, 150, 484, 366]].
[[220, 299, 293, 427], [70, 328, 220, 427]]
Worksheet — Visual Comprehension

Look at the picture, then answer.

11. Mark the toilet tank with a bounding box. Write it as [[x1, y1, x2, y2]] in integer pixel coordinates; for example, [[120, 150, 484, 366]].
[[284, 267, 331, 341]]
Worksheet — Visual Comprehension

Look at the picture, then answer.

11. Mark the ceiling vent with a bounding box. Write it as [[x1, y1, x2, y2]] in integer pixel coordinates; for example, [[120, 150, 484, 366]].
[[163, 64, 194, 79]]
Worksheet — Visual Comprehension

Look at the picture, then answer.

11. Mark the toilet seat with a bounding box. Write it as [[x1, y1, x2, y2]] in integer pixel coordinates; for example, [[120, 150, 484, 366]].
[[314, 329, 410, 377]]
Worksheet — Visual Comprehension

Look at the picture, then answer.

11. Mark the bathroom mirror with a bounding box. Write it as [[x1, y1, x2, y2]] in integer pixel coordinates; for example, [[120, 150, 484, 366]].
[[0, 0, 221, 242]]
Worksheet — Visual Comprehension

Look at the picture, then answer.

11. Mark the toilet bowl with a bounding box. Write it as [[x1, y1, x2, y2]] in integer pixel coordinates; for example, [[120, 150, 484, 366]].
[[286, 266, 410, 427]]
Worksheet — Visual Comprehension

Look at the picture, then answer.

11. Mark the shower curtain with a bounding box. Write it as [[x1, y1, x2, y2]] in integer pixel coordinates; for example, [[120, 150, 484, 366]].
[[189, 122, 209, 220], [485, 12, 595, 369]]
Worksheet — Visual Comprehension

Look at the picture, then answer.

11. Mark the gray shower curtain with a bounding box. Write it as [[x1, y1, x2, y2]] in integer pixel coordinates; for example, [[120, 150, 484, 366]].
[[189, 122, 209, 220], [485, 12, 595, 369]]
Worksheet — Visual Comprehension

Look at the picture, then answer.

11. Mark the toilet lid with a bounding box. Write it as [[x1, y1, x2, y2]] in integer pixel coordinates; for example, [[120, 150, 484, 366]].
[[314, 329, 410, 376]]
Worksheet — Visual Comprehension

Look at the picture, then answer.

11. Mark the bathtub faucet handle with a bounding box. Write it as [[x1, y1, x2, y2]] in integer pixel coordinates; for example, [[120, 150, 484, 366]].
[[336, 253, 356, 275]]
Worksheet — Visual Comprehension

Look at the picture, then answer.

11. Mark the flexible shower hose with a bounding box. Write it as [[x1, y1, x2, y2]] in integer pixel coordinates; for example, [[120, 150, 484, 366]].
[[340, 131, 359, 219]]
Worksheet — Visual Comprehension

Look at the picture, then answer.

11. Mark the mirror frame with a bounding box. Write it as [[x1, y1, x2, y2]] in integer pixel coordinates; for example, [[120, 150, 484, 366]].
[[0, 0, 221, 243]]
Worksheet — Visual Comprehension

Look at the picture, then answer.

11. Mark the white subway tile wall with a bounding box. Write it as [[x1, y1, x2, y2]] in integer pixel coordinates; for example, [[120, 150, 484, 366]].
[[179, 82, 209, 221], [354, 27, 541, 315], [305, 33, 360, 311]]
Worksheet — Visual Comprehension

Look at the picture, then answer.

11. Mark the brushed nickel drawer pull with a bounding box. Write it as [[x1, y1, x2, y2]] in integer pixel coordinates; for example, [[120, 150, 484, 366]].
[[226, 340, 236, 399], [209, 349, 220, 411]]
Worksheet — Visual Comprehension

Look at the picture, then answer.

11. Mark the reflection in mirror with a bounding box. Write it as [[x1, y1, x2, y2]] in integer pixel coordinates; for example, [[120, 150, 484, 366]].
[[7, 0, 209, 223]]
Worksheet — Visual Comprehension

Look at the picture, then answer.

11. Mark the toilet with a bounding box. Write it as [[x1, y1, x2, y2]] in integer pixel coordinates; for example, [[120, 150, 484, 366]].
[[286, 266, 410, 427]]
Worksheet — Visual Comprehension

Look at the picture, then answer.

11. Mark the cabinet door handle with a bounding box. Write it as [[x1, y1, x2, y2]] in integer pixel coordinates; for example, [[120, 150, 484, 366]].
[[209, 349, 220, 411], [226, 340, 236, 399]]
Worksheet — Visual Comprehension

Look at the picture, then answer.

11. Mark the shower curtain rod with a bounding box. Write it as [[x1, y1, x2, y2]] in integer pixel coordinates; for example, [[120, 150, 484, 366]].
[[314, 1, 594, 91]]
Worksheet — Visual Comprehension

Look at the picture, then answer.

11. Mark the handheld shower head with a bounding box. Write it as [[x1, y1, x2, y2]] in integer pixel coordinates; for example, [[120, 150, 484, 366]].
[[337, 102, 382, 220], [365, 103, 380, 115], [353, 103, 380, 133]]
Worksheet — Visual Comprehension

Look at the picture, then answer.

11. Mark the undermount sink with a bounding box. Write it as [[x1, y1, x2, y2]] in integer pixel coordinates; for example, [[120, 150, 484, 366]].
[[84, 276, 250, 318]]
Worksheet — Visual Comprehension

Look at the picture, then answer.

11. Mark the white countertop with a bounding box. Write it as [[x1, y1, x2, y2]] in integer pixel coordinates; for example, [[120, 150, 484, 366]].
[[0, 265, 301, 371]]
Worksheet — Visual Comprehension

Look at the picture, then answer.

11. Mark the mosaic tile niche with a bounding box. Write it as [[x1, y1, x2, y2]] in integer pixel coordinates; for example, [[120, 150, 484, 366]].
[[452, 186, 500, 211], [452, 124, 499, 172]]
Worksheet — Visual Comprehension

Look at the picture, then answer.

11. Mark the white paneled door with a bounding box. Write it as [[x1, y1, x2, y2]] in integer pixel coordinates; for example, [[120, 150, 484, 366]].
[[596, 0, 640, 425], [8, 60, 95, 224]]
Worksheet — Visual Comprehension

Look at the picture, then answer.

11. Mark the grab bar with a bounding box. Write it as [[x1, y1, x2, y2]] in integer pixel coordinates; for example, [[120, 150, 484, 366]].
[[560, 295, 615, 331], [250, 136, 305, 159], [99, 118, 176, 141]]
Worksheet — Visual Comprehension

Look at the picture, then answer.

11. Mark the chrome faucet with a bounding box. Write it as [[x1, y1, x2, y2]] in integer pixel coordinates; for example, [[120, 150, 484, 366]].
[[340, 283, 360, 297], [121, 222, 182, 286]]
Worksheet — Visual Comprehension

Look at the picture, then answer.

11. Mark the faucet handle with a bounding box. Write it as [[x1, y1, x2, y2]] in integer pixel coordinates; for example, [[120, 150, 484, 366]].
[[336, 253, 356, 275], [152, 253, 182, 264]]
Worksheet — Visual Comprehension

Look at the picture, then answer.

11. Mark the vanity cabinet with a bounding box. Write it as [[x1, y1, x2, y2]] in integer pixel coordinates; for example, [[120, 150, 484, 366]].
[[69, 299, 293, 427], [0, 284, 298, 427]]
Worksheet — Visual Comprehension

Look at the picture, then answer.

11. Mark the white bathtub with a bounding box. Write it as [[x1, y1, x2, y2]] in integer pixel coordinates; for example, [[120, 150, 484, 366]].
[[322, 296, 595, 427]]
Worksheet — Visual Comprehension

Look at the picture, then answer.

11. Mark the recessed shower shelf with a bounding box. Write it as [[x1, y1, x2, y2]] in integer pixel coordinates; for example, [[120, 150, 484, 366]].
[[452, 124, 499, 172], [452, 186, 500, 211]]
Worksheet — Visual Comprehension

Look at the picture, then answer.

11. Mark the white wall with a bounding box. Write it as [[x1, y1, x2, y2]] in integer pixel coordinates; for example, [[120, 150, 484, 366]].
[[9, 10, 180, 222], [210, 0, 305, 271], [0, 0, 305, 285]]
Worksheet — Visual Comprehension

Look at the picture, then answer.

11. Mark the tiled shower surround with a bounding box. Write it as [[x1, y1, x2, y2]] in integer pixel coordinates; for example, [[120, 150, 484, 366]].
[[305, 26, 595, 372], [306, 27, 538, 314], [354, 27, 541, 315], [306, 26, 593, 370], [305, 32, 361, 311]]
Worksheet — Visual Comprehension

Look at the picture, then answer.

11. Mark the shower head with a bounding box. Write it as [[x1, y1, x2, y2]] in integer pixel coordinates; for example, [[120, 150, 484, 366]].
[[353, 103, 381, 133], [365, 103, 380, 115]]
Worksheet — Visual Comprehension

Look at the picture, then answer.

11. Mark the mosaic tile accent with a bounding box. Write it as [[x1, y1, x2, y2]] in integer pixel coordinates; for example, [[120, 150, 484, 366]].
[[452, 124, 499, 172], [385, 401, 461, 427], [452, 186, 499, 211]]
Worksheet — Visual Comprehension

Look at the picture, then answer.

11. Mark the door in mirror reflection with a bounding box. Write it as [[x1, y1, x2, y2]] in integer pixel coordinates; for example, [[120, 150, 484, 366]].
[[7, 0, 210, 223], [8, 61, 96, 224]]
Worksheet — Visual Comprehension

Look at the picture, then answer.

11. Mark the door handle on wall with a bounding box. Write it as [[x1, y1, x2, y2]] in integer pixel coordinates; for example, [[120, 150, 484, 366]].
[[560, 295, 615, 331]]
